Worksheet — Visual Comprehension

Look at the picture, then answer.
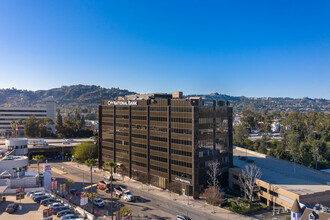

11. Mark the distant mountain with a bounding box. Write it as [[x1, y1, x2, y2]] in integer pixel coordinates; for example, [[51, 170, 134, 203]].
[[0, 85, 329, 113], [0, 85, 135, 109]]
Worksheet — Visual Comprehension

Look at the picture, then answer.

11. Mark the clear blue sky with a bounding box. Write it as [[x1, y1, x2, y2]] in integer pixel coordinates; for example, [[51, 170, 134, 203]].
[[0, 0, 329, 98]]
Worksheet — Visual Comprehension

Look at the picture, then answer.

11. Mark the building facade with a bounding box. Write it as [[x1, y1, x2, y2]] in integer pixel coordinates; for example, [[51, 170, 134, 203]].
[[0, 101, 56, 137], [99, 92, 233, 198]]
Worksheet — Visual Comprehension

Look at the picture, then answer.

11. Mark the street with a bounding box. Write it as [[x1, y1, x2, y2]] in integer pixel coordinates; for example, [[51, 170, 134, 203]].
[[29, 161, 230, 220]]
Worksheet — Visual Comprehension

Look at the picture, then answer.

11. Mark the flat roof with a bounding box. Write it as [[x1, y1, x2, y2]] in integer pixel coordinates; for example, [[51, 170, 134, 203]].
[[0, 138, 91, 150], [233, 147, 330, 195]]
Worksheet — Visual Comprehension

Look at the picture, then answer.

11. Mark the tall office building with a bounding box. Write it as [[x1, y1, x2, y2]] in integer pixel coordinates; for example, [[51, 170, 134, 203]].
[[98, 92, 233, 198], [0, 101, 56, 137]]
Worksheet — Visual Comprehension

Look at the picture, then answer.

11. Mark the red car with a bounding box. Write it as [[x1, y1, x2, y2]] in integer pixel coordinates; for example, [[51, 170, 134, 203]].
[[69, 189, 80, 195], [238, 156, 248, 160]]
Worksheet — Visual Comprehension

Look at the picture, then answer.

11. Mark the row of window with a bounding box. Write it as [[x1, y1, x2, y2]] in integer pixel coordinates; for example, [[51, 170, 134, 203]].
[[149, 107, 168, 111], [150, 117, 167, 122], [171, 107, 192, 112], [171, 139, 192, 146], [150, 136, 167, 142], [150, 145, 167, 152], [132, 115, 147, 120], [150, 155, 167, 163], [117, 132, 129, 137], [171, 149, 192, 157], [171, 170, 192, 179], [116, 123, 129, 128], [132, 161, 147, 167], [150, 165, 167, 173], [171, 118, 192, 123], [133, 152, 147, 158], [116, 148, 129, 154], [116, 115, 129, 119], [171, 160, 192, 168], [103, 146, 114, 151], [131, 142, 147, 149], [116, 140, 129, 145], [131, 133, 147, 139], [171, 128, 192, 134]]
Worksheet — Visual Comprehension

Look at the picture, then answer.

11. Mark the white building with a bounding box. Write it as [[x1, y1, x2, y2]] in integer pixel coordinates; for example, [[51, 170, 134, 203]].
[[5, 138, 28, 156], [0, 155, 29, 177], [0, 100, 56, 137]]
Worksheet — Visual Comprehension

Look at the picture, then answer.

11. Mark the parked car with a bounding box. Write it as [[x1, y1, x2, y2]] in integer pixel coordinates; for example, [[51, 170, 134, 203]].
[[66, 139, 74, 142], [104, 175, 111, 181], [122, 192, 134, 202], [53, 206, 73, 214], [69, 189, 80, 195], [238, 156, 248, 160], [57, 210, 75, 218], [34, 195, 51, 203], [49, 202, 64, 209], [62, 141, 71, 144], [41, 197, 61, 206], [6, 203, 18, 213], [89, 136, 95, 140], [246, 159, 255, 163], [27, 190, 42, 197], [176, 215, 191, 220], [31, 192, 47, 199], [93, 198, 105, 207], [61, 214, 84, 220]]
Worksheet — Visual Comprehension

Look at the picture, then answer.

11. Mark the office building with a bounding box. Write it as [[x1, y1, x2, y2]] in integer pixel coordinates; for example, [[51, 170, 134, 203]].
[[98, 92, 233, 198], [0, 101, 56, 136]]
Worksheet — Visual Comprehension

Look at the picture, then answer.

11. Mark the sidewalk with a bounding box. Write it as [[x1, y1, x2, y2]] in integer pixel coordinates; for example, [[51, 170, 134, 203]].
[[64, 161, 256, 220]]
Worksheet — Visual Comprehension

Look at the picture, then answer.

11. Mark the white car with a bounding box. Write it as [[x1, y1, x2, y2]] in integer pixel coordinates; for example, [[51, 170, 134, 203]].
[[104, 175, 111, 181], [61, 214, 84, 220], [27, 190, 42, 197], [93, 198, 105, 207], [49, 202, 64, 209], [30, 192, 47, 199], [122, 192, 134, 202], [66, 139, 74, 142]]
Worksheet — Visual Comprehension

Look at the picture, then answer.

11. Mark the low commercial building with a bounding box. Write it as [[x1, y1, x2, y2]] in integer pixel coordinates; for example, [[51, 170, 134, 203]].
[[99, 92, 233, 198], [229, 147, 330, 211], [0, 155, 29, 177], [0, 100, 56, 137], [5, 138, 28, 156]]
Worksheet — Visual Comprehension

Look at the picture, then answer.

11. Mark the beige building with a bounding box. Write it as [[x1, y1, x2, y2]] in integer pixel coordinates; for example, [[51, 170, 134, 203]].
[[229, 147, 330, 211]]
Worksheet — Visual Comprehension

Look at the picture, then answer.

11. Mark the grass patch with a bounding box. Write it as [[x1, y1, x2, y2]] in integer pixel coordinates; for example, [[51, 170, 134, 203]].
[[223, 198, 268, 215]]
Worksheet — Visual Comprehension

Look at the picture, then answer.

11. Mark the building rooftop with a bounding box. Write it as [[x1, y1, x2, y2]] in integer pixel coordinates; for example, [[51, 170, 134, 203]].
[[233, 147, 330, 195]]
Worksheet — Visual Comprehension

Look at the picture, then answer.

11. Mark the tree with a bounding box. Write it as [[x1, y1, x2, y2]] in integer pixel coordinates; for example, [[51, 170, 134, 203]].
[[10, 120, 17, 137], [207, 160, 221, 187], [234, 124, 250, 146], [24, 115, 38, 137], [33, 155, 45, 175], [241, 110, 257, 130], [202, 186, 224, 207], [239, 164, 262, 207], [105, 162, 118, 220], [84, 158, 97, 215], [312, 140, 327, 169], [37, 118, 54, 137], [74, 141, 97, 162], [56, 109, 64, 137], [298, 143, 313, 167], [114, 206, 132, 219]]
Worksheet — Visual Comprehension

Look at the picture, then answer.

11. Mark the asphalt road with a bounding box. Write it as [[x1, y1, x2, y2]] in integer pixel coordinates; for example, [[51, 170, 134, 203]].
[[47, 162, 219, 220]]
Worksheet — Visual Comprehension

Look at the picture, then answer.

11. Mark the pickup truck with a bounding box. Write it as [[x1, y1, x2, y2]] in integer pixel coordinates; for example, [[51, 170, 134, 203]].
[[114, 186, 130, 198]]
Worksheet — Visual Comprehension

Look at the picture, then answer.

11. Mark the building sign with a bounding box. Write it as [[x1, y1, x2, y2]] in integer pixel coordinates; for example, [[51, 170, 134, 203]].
[[202, 100, 214, 106], [51, 180, 58, 191], [80, 194, 88, 206], [107, 101, 137, 106], [59, 184, 66, 193], [175, 177, 191, 185], [43, 208, 53, 220], [16, 188, 24, 200]]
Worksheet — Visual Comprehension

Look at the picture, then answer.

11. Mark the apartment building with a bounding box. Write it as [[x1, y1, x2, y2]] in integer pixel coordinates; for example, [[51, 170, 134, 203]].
[[98, 92, 233, 198], [0, 101, 56, 136]]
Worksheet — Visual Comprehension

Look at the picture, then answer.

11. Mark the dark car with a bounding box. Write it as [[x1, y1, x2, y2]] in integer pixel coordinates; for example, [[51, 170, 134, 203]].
[[53, 206, 72, 214], [6, 203, 19, 213], [238, 156, 248, 160], [41, 197, 60, 206], [69, 189, 80, 195], [176, 215, 191, 220], [57, 210, 75, 217], [246, 159, 255, 163], [34, 195, 51, 203]]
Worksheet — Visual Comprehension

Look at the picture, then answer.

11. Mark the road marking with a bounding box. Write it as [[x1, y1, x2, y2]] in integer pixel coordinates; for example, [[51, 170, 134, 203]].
[[83, 183, 98, 190]]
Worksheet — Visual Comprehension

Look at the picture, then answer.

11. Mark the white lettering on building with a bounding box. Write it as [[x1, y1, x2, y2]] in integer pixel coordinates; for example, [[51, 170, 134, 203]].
[[175, 177, 191, 185], [107, 101, 138, 106]]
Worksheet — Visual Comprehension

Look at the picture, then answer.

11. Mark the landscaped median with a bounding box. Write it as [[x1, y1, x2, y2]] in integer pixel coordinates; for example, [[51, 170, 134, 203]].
[[223, 197, 268, 215]]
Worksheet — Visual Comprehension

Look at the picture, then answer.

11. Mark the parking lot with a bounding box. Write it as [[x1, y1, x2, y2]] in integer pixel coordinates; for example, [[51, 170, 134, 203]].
[[0, 196, 43, 220]]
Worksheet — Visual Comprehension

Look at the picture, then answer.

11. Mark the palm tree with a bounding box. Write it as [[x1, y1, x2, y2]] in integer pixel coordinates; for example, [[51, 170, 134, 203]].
[[33, 155, 45, 175], [84, 158, 97, 214], [105, 162, 118, 220]]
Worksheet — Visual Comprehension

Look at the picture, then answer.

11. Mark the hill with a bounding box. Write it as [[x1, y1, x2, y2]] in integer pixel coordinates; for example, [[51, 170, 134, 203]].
[[0, 85, 329, 113]]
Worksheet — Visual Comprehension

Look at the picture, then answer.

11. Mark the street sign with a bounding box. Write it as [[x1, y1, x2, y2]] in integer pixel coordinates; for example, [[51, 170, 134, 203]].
[[80, 194, 88, 206], [16, 188, 24, 200], [51, 180, 58, 191], [43, 208, 53, 220]]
